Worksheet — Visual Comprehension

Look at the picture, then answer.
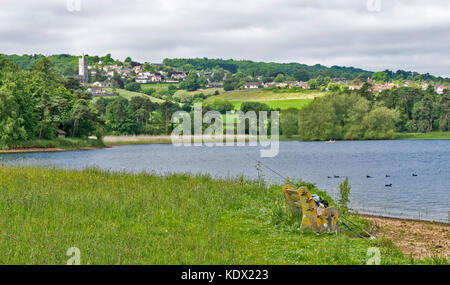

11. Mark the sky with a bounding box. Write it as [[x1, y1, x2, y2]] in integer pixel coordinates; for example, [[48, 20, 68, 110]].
[[0, 0, 449, 77]]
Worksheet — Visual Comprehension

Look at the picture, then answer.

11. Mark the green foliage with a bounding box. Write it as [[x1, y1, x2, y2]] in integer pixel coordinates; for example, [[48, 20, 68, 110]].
[[0, 91, 27, 145], [338, 177, 351, 214], [240, 102, 271, 113], [204, 99, 234, 114], [280, 109, 299, 137], [180, 71, 201, 91], [371, 71, 389, 82], [293, 69, 311, 81], [298, 93, 400, 140], [0, 165, 435, 265], [124, 82, 141, 92]]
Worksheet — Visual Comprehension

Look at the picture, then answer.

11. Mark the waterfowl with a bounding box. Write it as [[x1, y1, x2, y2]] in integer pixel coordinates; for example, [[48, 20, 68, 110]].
[[412, 174, 418, 177], [385, 184, 392, 187], [385, 174, 390, 178], [366, 175, 372, 178], [334, 175, 340, 178]]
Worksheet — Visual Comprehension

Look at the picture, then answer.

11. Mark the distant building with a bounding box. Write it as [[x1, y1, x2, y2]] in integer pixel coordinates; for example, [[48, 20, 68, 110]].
[[78, 55, 88, 83], [87, 87, 116, 97], [57, 129, 67, 139], [244, 82, 262, 89]]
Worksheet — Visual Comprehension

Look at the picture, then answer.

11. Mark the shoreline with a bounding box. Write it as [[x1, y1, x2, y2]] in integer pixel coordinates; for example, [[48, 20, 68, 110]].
[[360, 214, 449, 259], [0, 146, 106, 154], [2, 133, 448, 153]]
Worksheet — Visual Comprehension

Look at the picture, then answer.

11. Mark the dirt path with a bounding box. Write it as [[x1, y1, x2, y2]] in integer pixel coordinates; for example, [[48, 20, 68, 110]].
[[363, 215, 449, 259]]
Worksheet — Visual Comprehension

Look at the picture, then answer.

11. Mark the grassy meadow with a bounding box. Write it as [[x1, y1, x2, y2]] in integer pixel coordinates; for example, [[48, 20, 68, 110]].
[[0, 165, 446, 265], [205, 89, 325, 102], [230, 99, 313, 110], [102, 88, 164, 103]]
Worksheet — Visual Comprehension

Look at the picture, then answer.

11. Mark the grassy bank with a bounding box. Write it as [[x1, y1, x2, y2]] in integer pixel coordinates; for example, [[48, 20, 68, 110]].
[[395, 132, 450, 140], [0, 165, 446, 265], [0, 138, 105, 152]]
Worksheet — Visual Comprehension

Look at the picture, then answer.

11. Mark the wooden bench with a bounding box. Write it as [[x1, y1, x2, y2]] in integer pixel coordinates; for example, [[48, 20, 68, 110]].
[[283, 185, 340, 233]]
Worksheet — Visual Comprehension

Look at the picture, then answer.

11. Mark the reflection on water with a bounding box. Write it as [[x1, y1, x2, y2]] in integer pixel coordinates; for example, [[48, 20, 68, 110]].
[[1, 140, 449, 222]]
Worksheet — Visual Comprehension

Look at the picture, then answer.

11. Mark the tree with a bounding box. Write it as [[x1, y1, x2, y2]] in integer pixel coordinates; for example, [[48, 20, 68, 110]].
[[125, 82, 141, 92], [36, 92, 67, 139], [129, 96, 155, 132], [293, 69, 311, 81], [440, 92, 450, 131], [361, 105, 399, 139], [0, 91, 27, 146], [338, 178, 351, 214], [180, 71, 200, 91], [371, 71, 389, 82], [412, 95, 434, 132], [280, 109, 299, 137], [274, 73, 286, 83], [159, 101, 179, 134], [240, 102, 271, 113]]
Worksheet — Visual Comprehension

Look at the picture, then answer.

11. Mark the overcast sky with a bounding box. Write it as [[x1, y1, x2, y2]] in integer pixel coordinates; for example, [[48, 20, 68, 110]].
[[0, 0, 449, 77]]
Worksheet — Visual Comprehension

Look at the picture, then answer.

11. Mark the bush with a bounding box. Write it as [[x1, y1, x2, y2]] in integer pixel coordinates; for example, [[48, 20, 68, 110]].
[[124, 82, 141, 92]]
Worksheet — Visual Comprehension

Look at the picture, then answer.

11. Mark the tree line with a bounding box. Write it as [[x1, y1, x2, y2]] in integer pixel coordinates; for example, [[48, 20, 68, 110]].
[[279, 84, 450, 140]]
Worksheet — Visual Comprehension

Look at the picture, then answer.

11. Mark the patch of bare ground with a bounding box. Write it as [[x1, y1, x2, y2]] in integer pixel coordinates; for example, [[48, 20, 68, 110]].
[[363, 215, 449, 260]]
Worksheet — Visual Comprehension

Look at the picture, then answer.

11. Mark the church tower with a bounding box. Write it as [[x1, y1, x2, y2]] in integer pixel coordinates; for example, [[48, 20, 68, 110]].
[[78, 55, 88, 83]]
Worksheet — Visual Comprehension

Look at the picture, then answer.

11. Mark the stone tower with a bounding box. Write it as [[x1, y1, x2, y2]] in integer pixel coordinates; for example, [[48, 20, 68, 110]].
[[78, 55, 88, 83]]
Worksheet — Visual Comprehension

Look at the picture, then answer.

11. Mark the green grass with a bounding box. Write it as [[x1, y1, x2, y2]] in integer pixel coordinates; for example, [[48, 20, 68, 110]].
[[102, 88, 164, 103], [1, 138, 104, 151], [0, 165, 445, 265], [230, 99, 313, 110], [205, 89, 325, 102], [140, 83, 179, 91], [395, 132, 450, 140]]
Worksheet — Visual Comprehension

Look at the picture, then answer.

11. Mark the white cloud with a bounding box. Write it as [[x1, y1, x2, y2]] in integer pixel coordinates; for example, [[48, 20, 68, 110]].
[[0, 0, 449, 77]]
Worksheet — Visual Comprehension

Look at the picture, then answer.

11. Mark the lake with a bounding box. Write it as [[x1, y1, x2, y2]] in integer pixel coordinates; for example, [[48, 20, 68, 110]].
[[1, 140, 449, 222]]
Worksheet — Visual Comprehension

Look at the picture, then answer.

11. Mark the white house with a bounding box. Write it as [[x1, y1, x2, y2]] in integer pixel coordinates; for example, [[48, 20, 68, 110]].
[[244, 82, 262, 89]]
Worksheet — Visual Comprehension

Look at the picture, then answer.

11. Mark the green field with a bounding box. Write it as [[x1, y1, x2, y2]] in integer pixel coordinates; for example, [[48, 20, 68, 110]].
[[206, 89, 325, 102], [0, 165, 444, 265], [204, 89, 322, 110], [140, 83, 179, 91], [230, 99, 313, 110], [102, 88, 164, 103]]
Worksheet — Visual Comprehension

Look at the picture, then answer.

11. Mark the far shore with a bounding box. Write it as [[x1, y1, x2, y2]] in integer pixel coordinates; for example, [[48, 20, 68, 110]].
[[1, 132, 448, 153], [0, 146, 106, 154]]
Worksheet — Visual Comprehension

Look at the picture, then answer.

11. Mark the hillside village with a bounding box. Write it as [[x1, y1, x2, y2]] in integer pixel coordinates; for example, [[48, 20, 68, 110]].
[[77, 55, 450, 97]]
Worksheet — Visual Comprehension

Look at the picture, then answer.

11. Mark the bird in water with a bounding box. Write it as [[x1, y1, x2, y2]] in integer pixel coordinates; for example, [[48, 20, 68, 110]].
[[412, 174, 418, 177], [327, 176, 332, 179], [334, 175, 340, 178], [366, 175, 372, 178], [385, 174, 390, 178], [385, 184, 392, 187]]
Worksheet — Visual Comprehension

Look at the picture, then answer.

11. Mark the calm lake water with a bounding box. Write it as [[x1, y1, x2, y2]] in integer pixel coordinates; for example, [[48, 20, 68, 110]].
[[1, 140, 449, 222]]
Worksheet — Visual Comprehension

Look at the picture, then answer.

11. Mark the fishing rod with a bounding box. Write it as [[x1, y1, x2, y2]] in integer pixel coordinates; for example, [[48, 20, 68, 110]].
[[339, 220, 364, 239]]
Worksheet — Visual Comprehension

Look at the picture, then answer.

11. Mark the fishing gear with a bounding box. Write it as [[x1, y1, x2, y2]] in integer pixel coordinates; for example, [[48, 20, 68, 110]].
[[338, 220, 364, 239], [251, 155, 375, 238]]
